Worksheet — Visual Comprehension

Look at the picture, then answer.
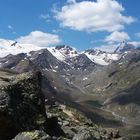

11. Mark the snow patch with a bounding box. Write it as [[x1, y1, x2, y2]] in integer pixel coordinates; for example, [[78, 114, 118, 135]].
[[52, 69, 57, 72], [83, 77, 88, 81], [47, 46, 78, 61], [85, 52, 119, 66]]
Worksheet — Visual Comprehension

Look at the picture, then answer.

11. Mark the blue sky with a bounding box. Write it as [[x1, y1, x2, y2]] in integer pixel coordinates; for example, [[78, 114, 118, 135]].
[[0, 0, 140, 51]]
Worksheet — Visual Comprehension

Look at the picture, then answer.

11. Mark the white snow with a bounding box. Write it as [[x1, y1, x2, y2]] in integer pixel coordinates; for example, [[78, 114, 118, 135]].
[[0, 39, 42, 58], [11, 66, 15, 69], [54, 65, 58, 69], [54, 87, 57, 90], [52, 69, 57, 72], [47, 46, 78, 61], [84, 52, 119, 66], [47, 47, 66, 61], [83, 77, 88, 80], [43, 68, 49, 71], [85, 52, 108, 65], [5, 61, 9, 64]]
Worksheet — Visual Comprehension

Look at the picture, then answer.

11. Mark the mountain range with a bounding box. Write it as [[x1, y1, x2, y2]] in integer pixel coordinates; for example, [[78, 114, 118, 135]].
[[0, 39, 136, 66]]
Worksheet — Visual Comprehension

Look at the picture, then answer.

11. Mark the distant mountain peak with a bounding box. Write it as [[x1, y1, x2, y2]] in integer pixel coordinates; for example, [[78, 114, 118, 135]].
[[56, 45, 74, 50], [0, 39, 42, 58], [47, 45, 78, 61], [114, 40, 135, 53], [11, 41, 18, 46], [55, 45, 78, 55], [85, 48, 106, 55], [84, 48, 119, 66]]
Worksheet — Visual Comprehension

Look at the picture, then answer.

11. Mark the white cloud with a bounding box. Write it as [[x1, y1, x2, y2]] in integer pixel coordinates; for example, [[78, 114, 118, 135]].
[[8, 25, 16, 34], [135, 32, 140, 38], [54, 0, 135, 32], [17, 31, 61, 47], [40, 14, 50, 22], [105, 31, 130, 43], [52, 29, 61, 33], [8, 25, 13, 30], [67, 0, 76, 4], [128, 41, 140, 47], [12, 31, 16, 34], [95, 44, 118, 52], [95, 41, 140, 52], [91, 39, 103, 44]]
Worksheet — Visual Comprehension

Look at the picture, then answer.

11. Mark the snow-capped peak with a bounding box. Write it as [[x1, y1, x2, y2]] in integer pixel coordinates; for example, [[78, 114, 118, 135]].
[[84, 48, 119, 66], [0, 39, 120, 66], [0, 39, 42, 58], [55, 45, 78, 57], [114, 40, 135, 53], [0, 39, 132, 66], [47, 45, 78, 61]]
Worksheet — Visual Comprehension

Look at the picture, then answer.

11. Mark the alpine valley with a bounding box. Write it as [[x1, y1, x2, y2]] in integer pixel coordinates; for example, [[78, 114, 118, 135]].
[[0, 39, 140, 140]]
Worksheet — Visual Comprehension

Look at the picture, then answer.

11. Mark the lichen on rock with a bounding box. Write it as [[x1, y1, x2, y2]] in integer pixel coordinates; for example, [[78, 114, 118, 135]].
[[0, 70, 47, 140]]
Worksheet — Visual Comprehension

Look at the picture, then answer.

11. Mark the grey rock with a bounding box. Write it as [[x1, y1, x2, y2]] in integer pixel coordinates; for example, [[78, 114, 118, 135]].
[[12, 130, 52, 140], [72, 129, 96, 140], [0, 71, 47, 139], [62, 120, 70, 126]]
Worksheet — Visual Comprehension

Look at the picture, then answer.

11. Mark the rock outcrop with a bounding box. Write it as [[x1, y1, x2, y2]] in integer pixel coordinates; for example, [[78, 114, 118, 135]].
[[12, 130, 51, 140], [0, 70, 47, 139]]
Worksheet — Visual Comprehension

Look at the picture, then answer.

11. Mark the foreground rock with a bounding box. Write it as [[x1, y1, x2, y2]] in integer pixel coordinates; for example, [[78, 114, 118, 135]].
[[45, 102, 126, 140], [12, 130, 52, 140], [0, 70, 47, 139]]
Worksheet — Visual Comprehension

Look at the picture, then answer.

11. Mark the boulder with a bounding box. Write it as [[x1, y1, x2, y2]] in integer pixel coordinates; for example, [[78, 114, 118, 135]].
[[72, 129, 96, 140], [12, 130, 52, 140]]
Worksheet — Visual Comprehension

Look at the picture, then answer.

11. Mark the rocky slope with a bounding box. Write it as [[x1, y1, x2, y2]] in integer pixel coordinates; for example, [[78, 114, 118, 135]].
[[0, 49, 70, 73], [0, 69, 126, 140]]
